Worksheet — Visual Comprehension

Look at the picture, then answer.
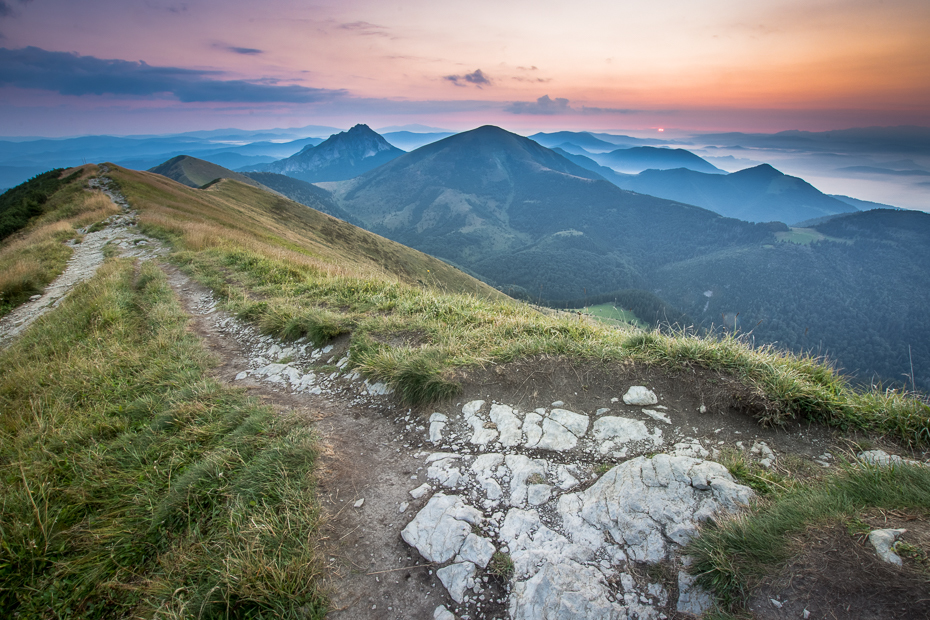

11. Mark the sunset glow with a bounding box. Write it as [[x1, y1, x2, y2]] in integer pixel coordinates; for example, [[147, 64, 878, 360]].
[[0, 0, 928, 135]]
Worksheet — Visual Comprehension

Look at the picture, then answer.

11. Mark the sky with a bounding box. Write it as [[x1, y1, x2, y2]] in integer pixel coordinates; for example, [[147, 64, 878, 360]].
[[1, 0, 929, 137]]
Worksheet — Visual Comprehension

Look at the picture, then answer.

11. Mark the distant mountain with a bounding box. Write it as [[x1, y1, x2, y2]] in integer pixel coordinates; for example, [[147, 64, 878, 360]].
[[529, 132, 619, 152], [593, 146, 725, 174], [149, 155, 261, 189], [329, 125, 772, 300], [383, 131, 454, 151], [260, 124, 404, 183], [697, 126, 930, 155], [550, 148, 633, 186], [610, 164, 856, 224], [828, 194, 900, 211]]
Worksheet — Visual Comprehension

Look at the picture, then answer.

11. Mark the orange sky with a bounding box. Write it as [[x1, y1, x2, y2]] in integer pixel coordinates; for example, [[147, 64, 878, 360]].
[[1, 0, 928, 134]]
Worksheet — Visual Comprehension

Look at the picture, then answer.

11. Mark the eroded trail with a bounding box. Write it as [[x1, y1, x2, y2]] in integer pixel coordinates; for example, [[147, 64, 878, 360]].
[[163, 265, 455, 619], [0, 174, 165, 347]]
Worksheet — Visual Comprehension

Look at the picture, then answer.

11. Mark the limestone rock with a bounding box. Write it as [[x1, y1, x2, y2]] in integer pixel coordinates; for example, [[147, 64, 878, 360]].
[[622, 386, 658, 406], [490, 403, 524, 446], [567, 455, 753, 562], [510, 561, 628, 620], [676, 570, 713, 616], [437, 561, 477, 603], [401, 494, 483, 563], [456, 532, 496, 568], [869, 528, 907, 566], [433, 606, 456, 620]]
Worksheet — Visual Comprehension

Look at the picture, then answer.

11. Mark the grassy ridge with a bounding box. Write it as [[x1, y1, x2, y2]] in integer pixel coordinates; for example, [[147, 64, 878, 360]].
[[0, 165, 120, 317], [0, 259, 325, 618], [102, 166, 930, 448]]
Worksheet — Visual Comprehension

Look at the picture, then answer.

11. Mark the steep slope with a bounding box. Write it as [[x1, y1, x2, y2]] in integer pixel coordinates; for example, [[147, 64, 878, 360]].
[[593, 146, 725, 174], [240, 171, 358, 224], [262, 124, 404, 182], [613, 164, 857, 224], [148, 155, 261, 188], [330, 125, 774, 300]]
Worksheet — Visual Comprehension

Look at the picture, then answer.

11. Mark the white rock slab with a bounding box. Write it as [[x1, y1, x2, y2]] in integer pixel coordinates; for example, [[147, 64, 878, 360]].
[[437, 561, 477, 603], [567, 455, 753, 562], [623, 386, 658, 406], [490, 403, 524, 446], [505, 455, 548, 507], [429, 413, 448, 444], [433, 606, 456, 620], [538, 417, 579, 451], [523, 410, 544, 448], [401, 494, 483, 563], [510, 561, 629, 620], [456, 532, 496, 568], [592, 416, 662, 453], [676, 570, 714, 616], [642, 409, 671, 425], [549, 408, 589, 436], [428, 456, 465, 488], [464, 400, 498, 446]]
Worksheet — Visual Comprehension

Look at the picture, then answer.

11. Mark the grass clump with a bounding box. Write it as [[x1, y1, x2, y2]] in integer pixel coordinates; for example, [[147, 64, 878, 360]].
[[489, 551, 515, 580], [686, 462, 930, 611], [0, 259, 326, 619]]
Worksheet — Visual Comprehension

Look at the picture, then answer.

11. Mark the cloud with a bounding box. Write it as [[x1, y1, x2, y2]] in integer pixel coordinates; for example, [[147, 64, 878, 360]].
[[505, 95, 640, 115], [339, 21, 389, 36], [444, 69, 491, 88], [0, 46, 346, 103], [225, 45, 263, 55]]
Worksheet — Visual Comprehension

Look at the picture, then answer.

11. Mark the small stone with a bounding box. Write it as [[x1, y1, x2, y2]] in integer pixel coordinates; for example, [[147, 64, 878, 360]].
[[770, 598, 783, 609], [869, 528, 907, 565], [642, 409, 672, 424], [623, 386, 658, 406], [410, 483, 432, 499], [399, 502, 409, 512], [433, 606, 456, 620], [354, 498, 364, 508]]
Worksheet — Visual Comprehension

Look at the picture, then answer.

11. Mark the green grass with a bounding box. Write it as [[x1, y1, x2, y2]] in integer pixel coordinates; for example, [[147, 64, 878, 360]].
[[572, 302, 647, 329], [686, 462, 930, 612], [0, 259, 326, 619]]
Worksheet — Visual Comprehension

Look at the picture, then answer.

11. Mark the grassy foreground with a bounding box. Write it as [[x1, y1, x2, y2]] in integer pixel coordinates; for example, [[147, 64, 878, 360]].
[[0, 259, 325, 618]]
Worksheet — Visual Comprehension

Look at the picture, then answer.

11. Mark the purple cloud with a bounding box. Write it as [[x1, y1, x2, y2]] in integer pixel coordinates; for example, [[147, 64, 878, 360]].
[[0, 46, 346, 103], [444, 69, 491, 88]]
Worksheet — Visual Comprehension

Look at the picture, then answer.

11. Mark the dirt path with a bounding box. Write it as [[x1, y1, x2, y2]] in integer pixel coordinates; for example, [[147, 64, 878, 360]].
[[162, 265, 455, 619]]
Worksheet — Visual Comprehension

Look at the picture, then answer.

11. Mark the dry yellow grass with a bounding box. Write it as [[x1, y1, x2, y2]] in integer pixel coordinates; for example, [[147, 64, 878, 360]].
[[0, 186, 122, 314]]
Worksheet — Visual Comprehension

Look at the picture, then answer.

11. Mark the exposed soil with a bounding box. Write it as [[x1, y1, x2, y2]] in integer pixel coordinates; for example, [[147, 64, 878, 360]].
[[750, 514, 930, 619]]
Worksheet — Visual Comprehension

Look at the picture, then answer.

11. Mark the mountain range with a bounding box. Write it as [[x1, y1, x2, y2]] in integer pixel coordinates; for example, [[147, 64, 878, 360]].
[[306, 125, 928, 390], [247, 124, 405, 183]]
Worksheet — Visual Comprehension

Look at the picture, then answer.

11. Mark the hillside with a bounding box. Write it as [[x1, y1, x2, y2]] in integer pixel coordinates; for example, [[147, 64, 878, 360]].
[[324, 126, 929, 390], [0, 165, 928, 620], [148, 155, 261, 189], [330, 125, 771, 299], [257, 124, 405, 182]]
